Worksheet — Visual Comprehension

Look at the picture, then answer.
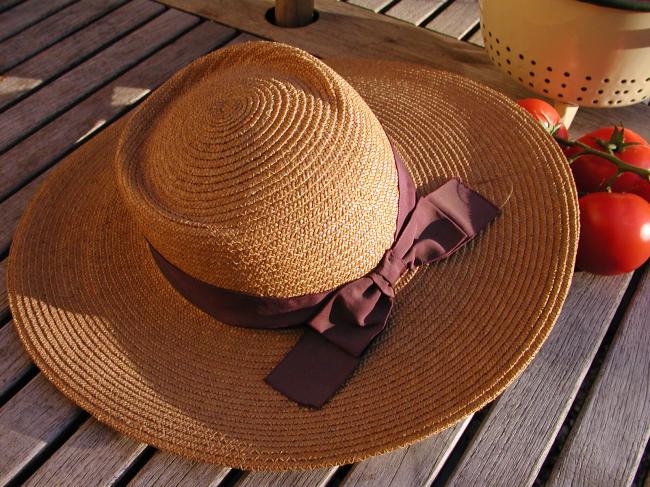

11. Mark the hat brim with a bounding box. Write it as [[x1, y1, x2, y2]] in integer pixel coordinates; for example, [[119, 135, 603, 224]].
[[8, 58, 578, 470]]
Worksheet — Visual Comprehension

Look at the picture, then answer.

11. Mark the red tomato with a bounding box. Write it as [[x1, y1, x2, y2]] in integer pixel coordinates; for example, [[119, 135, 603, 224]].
[[577, 192, 650, 275], [517, 98, 562, 133], [555, 123, 569, 141], [568, 127, 650, 194], [572, 127, 647, 148], [609, 144, 650, 202], [517, 98, 570, 155]]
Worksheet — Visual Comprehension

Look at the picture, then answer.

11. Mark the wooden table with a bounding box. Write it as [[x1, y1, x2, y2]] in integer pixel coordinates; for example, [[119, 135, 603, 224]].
[[0, 1, 648, 485]]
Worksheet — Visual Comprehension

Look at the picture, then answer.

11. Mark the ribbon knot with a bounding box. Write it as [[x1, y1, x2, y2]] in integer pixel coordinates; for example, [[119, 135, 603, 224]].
[[150, 147, 502, 409], [266, 177, 501, 407], [370, 250, 406, 297]]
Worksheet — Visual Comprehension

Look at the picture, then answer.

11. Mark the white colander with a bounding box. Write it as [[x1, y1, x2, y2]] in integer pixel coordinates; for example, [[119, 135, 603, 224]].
[[479, 0, 650, 122]]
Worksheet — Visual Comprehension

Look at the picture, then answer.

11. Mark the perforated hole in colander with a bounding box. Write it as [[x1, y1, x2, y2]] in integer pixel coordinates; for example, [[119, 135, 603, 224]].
[[481, 22, 650, 106]]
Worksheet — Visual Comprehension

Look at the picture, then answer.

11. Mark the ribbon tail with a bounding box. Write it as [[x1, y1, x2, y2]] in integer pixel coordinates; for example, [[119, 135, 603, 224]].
[[266, 285, 394, 408], [265, 329, 360, 408]]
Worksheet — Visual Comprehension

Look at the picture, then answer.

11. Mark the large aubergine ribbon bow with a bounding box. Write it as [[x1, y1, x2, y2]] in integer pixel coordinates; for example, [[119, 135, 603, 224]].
[[150, 147, 501, 408]]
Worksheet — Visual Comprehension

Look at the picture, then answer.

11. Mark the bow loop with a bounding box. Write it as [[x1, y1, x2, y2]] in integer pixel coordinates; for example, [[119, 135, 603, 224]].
[[150, 144, 502, 408], [273, 178, 501, 406]]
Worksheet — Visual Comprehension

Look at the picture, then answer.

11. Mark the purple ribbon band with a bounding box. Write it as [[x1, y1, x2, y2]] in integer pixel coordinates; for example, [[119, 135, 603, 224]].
[[150, 147, 500, 408]]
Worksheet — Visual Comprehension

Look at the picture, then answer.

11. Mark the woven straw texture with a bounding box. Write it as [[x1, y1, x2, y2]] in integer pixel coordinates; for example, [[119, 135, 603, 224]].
[[116, 42, 398, 297], [8, 42, 578, 471]]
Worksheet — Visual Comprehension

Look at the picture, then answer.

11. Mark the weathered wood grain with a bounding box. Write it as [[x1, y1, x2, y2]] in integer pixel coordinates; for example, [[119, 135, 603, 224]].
[[275, 0, 315, 27], [548, 270, 650, 487], [341, 417, 471, 486], [235, 468, 338, 487], [0, 0, 76, 43], [0, 0, 127, 73], [130, 451, 230, 486], [0, 0, 165, 109], [0, 374, 83, 485], [0, 320, 34, 399], [158, 0, 650, 141], [24, 419, 147, 486], [385, 0, 445, 25], [0, 20, 232, 472], [0, 0, 24, 14], [0, 21, 236, 206], [445, 272, 631, 486], [425, 0, 479, 39], [0, 8, 200, 153], [0, 169, 43, 255], [345, 0, 392, 13], [0, 258, 7, 321]]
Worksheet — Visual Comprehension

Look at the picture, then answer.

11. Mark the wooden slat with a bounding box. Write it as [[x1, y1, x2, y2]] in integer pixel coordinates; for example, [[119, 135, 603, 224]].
[[0, 258, 7, 320], [342, 417, 471, 486], [0, 30, 246, 485], [129, 451, 230, 486], [345, 0, 392, 13], [0, 20, 236, 206], [385, 0, 446, 25], [24, 419, 147, 486], [0, 320, 34, 398], [0, 0, 165, 109], [0, 8, 200, 153], [0, 26, 239, 484], [235, 468, 338, 487], [0, 0, 24, 13], [158, 0, 650, 141], [467, 27, 483, 46], [0, 0, 127, 73], [0, 0, 76, 42], [425, 0, 479, 39], [445, 272, 631, 486], [0, 374, 83, 485], [0, 171, 42, 255], [548, 270, 650, 487]]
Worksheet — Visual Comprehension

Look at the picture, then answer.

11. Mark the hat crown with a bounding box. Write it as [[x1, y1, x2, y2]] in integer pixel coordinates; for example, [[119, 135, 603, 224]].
[[116, 42, 399, 297]]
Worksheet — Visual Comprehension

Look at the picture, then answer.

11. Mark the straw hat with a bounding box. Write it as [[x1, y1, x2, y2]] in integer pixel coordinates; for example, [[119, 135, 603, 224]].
[[7, 42, 578, 470]]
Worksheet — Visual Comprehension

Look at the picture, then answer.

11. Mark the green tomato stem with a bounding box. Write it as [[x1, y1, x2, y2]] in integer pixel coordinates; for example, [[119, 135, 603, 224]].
[[603, 171, 621, 191], [555, 137, 650, 180]]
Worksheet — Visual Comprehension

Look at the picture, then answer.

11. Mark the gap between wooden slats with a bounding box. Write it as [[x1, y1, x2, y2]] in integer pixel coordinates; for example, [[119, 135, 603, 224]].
[[340, 417, 471, 486], [0, 0, 77, 43], [156, 0, 650, 142], [0, 25, 242, 487], [0, 8, 201, 156], [0, 375, 88, 486], [0, 0, 129, 74], [348, 0, 484, 45], [345, 0, 396, 14], [0, 0, 166, 111], [424, 0, 479, 40], [0, 23, 243, 239], [0, 0, 26, 14], [234, 468, 338, 487], [127, 450, 230, 486], [467, 28, 483, 47], [0, 320, 37, 405], [21, 417, 147, 486], [442, 272, 632, 486], [548, 267, 650, 487], [0, 22, 241, 387], [384, 0, 448, 26]]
